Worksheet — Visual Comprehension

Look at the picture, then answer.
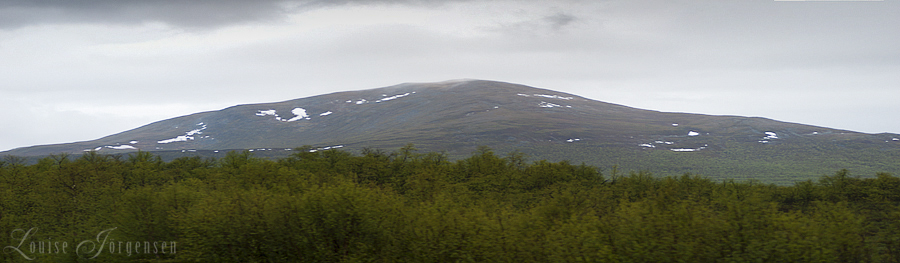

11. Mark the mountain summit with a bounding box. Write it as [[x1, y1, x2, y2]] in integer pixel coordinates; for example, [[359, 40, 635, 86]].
[[4, 80, 899, 183], [3, 79, 641, 154]]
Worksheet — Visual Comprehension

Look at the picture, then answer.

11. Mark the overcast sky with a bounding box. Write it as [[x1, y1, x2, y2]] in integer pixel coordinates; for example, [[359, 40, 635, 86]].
[[2, 0, 898, 152]]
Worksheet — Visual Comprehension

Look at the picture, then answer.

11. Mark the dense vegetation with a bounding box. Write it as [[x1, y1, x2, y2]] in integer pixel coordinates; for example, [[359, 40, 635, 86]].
[[498, 140, 900, 186], [2, 145, 900, 262]]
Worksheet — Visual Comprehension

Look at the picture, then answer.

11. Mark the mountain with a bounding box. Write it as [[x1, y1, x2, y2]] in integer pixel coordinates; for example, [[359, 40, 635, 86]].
[[4, 79, 900, 184]]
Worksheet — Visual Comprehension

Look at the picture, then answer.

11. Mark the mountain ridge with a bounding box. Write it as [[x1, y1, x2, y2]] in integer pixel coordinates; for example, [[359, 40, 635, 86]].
[[4, 79, 899, 184]]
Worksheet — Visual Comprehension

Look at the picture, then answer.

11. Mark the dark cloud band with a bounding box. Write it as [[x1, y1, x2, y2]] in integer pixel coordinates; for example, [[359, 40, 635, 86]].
[[0, 0, 480, 29], [0, 0, 293, 29]]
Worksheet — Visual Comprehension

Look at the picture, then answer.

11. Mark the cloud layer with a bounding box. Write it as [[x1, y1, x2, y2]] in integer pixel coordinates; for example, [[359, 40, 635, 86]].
[[0, 0, 487, 29], [1, 0, 898, 152]]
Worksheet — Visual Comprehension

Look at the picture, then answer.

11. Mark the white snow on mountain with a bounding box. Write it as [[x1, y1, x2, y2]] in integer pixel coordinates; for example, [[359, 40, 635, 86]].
[[320, 111, 333, 116], [158, 123, 207, 144], [256, 110, 277, 116], [517, 93, 573, 100], [688, 131, 700, 136], [84, 144, 138, 151], [158, 135, 192, 144], [309, 145, 345, 152], [539, 101, 560, 108], [291, 108, 309, 118], [670, 148, 698, 152], [533, 94, 574, 100], [107, 145, 137, 150], [758, 131, 779, 143], [185, 124, 206, 136], [539, 101, 572, 108], [670, 144, 707, 152], [256, 108, 312, 122], [376, 92, 413, 102], [285, 108, 309, 122], [256, 110, 284, 121]]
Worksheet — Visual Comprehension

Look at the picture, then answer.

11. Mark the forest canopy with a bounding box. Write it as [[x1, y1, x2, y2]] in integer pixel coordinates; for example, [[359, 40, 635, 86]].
[[2, 145, 899, 262]]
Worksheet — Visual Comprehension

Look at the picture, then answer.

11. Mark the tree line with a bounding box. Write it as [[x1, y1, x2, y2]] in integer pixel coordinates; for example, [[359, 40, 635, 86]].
[[1, 145, 900, 262]]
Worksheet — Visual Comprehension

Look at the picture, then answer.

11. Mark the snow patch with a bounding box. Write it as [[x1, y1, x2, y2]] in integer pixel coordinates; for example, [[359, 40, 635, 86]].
[[670, 148, 697, 152], [671, 146, 706, 152], [158, 123, 207, 144], [688, 131, 700, 136], [107, 145, 137, 150], [320, 111, 333, 116], [356, 99, 367, 105], [566, 138, 581, 143], [285, 107, 309, 122], [186, 125, 205, 136], [256, 110, 277, 116], [256, 108, 312, 122], [158, 136, 192, 144], [671, 145, 707, 152], [672, 123, 679, 126], [376, 92, 411, 102], [518, 93, 573, 100], [85, 144, 138, 151], [308, 145, 345, 152], [539, 101, 566, 108], [639, 143, 655, 148], [129, 140, 139, 144], [758, 131, 779, 143], [533, 94, 574, 100], [293, 108, 307, 117], [892, 138, 898, 141]]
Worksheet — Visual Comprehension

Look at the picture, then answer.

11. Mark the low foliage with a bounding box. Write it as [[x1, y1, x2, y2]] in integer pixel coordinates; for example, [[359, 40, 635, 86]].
[[1, 147, 899, 262]]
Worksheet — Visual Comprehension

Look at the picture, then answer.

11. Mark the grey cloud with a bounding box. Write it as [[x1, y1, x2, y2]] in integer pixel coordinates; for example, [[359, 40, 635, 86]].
[[299, 0, 473, 6], [0, 0, 479, 29], [544, 12, 576, 29], [0, 0, 293, 29]]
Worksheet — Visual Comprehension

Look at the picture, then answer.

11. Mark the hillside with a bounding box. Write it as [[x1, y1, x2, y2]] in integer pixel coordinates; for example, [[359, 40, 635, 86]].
[[3, 79, 899, 184]]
